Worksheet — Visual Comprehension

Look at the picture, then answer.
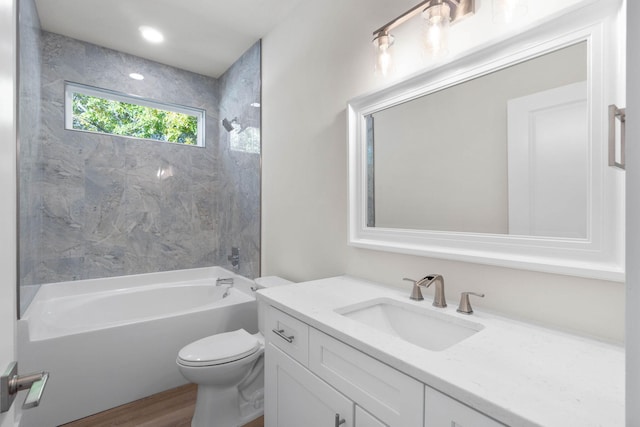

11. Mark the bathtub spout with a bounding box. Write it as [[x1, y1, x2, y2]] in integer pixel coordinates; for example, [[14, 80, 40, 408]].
[[222, 285, 232, 298]]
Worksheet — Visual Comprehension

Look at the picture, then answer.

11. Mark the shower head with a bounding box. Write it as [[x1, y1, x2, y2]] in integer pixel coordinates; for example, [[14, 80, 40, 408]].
[[222, 117, 240, 132]]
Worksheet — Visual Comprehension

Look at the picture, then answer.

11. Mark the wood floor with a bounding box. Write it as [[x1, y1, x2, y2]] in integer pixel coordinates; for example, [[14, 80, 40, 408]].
[[60, 384, 264, 427]]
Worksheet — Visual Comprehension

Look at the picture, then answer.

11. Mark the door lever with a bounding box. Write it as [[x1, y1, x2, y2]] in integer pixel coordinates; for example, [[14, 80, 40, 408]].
[[1, 362, 49, 412]]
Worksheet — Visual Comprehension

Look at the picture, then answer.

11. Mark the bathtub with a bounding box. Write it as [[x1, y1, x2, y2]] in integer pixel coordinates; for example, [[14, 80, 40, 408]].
[[17, 267, 258, 427]]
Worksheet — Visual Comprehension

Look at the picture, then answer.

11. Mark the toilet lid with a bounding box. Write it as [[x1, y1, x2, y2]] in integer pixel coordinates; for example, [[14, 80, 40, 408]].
[[178, 329, 261, 367]]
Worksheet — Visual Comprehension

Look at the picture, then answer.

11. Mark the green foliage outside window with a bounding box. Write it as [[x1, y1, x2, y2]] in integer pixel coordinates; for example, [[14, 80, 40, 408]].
[[72, 93, 199, 145]]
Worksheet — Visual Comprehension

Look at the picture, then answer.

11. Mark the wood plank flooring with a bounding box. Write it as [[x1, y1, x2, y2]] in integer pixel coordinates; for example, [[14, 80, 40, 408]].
[[61, 384, 264, 427]]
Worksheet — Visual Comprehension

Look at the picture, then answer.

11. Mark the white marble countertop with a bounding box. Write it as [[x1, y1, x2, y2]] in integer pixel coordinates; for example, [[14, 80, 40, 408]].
[[257, 275, 624, 427]]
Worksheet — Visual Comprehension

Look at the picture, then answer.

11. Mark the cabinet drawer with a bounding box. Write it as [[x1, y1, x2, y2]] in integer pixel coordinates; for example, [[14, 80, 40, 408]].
[[425, 386, 505, 427], [356, 406, 388, 427], [309, 328, 423, 427], [265, 306, 309, 366]]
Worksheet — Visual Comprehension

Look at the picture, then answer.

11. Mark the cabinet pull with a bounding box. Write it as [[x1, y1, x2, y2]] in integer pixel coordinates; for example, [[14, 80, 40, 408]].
[[272, 328, 294, 343], [335, 413, 346, 427]]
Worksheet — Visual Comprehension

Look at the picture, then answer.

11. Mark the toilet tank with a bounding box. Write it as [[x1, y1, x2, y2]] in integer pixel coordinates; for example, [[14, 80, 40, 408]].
[[255, 276, 294, 335]]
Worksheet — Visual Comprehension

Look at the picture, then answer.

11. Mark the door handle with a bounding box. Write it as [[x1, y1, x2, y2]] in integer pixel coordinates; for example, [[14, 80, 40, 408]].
[[609, 104, 626, 169], [1, 362, 49, 412]]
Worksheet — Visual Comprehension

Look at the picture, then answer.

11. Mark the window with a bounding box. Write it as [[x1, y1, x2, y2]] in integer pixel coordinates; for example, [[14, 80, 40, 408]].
[[65, 82, 205, 147]]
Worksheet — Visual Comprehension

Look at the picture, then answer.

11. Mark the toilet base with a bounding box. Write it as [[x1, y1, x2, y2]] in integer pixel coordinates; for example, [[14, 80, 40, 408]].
[[238, 388, 264, 425], [192, 385, 240, 427]]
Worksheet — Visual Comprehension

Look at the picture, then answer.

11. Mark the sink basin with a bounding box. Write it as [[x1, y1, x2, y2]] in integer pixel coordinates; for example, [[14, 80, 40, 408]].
[[336, 298, 483, 351]]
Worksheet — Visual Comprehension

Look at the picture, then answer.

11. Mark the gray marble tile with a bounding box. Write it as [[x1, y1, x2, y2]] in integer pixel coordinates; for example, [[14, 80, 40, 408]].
[[18, 30, 261, 298]]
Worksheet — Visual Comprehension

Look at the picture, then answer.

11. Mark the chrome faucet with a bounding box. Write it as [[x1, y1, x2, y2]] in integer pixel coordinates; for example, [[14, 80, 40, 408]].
[[403, 275, 447, 308], [457, 292, 484, 315], [216, 277, 234, 298]]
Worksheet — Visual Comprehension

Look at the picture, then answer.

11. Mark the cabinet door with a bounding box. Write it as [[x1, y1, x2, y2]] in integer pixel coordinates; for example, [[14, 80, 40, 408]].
[[309, 329, 423, 427], [356, 406, 387, 427], [265, 343, 353, 427], [425, 386, 505, 427]]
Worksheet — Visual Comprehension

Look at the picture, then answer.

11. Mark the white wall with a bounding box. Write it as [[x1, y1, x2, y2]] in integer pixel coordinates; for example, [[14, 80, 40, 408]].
[[262, 0, 625, 343]]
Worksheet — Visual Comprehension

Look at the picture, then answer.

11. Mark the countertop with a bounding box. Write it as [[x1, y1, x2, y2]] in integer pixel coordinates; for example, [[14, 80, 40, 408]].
[[257, 275, 624, 427]]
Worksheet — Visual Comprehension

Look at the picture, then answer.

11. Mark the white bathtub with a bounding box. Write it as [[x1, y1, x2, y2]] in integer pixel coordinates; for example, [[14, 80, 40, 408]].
[[17, 267, 258, 427]]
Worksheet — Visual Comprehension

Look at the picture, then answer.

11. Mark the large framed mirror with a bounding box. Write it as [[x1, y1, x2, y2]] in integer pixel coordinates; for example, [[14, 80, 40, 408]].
[[348, 9, 624, 281]]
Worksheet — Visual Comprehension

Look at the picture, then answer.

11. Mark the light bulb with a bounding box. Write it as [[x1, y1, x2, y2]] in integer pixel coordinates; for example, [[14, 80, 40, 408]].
[[139, 26, 164, 43], [373, 32, 395, 77], [493, 0, 527, 24], [422, 2, 451, 58]]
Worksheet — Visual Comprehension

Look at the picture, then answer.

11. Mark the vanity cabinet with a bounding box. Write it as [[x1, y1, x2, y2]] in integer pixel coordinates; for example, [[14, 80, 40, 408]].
[[425, 386, 505, 427], [265, 342, 391, 427], [265, 342, 353, 427], [265, 305, 504, 427], [308, 328, 423, 426]]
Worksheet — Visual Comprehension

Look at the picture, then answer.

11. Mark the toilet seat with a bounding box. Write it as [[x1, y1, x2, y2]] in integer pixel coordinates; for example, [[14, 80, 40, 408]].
[[178, 329, 261, 367]]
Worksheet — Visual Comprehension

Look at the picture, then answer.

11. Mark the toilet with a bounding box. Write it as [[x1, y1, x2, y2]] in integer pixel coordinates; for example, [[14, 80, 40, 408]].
[[176, 276, 293, 427]]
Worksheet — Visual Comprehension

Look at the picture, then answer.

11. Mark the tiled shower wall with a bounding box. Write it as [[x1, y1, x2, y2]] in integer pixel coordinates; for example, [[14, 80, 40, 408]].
[[217, 42, 262, 279], [19, 23, 261, 312]]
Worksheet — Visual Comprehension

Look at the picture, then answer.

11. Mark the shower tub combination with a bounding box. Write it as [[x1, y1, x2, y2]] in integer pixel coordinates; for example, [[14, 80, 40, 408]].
[[17, 266, 258, 427]]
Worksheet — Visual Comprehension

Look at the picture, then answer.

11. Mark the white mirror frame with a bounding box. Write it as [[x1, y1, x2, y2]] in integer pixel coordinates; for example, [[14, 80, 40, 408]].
[[348, 3, 625, 281]]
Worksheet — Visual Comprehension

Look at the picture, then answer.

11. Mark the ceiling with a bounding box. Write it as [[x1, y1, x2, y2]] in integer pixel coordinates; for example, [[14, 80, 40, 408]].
[[34, 0, 302, 78]]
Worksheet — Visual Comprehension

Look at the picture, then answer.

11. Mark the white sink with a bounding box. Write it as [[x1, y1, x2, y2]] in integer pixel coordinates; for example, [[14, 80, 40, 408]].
[[336, 298, 483, 351]]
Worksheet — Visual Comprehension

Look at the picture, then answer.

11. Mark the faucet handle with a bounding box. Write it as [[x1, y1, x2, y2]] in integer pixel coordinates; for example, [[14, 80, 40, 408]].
[[457, 292, 485, 315], [403, 278, 424, 301]]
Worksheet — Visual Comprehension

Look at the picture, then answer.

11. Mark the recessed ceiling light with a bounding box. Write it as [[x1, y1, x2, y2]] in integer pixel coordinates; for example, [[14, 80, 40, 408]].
[[129, 73, 144, 80], [139, 26, 164, 43]]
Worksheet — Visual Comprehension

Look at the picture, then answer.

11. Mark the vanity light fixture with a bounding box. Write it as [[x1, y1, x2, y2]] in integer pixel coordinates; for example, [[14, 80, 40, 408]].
[[139, 26, 164, 43], [373, 31, 395, 77], [372, 0, 475, 72], [422, 1, 452, 57]]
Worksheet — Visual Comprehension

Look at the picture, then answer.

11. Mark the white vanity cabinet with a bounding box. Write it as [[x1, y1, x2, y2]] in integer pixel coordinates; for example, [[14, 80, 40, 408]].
[[265, 342, 390, 427], [265, 305, 505, 427], [308, 328, 423, 427], [425, 386, 506, 427], [265, 306, 422, 427], [265, 343, 354, 427], [259, 276, 624, 427]]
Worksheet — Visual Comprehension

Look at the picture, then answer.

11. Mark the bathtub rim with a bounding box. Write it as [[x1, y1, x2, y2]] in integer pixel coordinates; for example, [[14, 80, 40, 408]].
[[23, 266, 253, 309], [20, 266, 257, 341]]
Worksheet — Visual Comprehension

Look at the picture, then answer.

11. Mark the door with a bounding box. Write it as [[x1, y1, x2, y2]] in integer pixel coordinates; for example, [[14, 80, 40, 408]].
[[627, 1, 640, 425], [507, 82, 588, 238], [0, 0, 18, 426], [265, 343, 353, 427]]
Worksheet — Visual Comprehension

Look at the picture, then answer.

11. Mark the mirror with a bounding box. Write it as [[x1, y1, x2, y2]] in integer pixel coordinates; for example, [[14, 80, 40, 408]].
[[367, 42, 587, 238], [348, 18, 624, 281]]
